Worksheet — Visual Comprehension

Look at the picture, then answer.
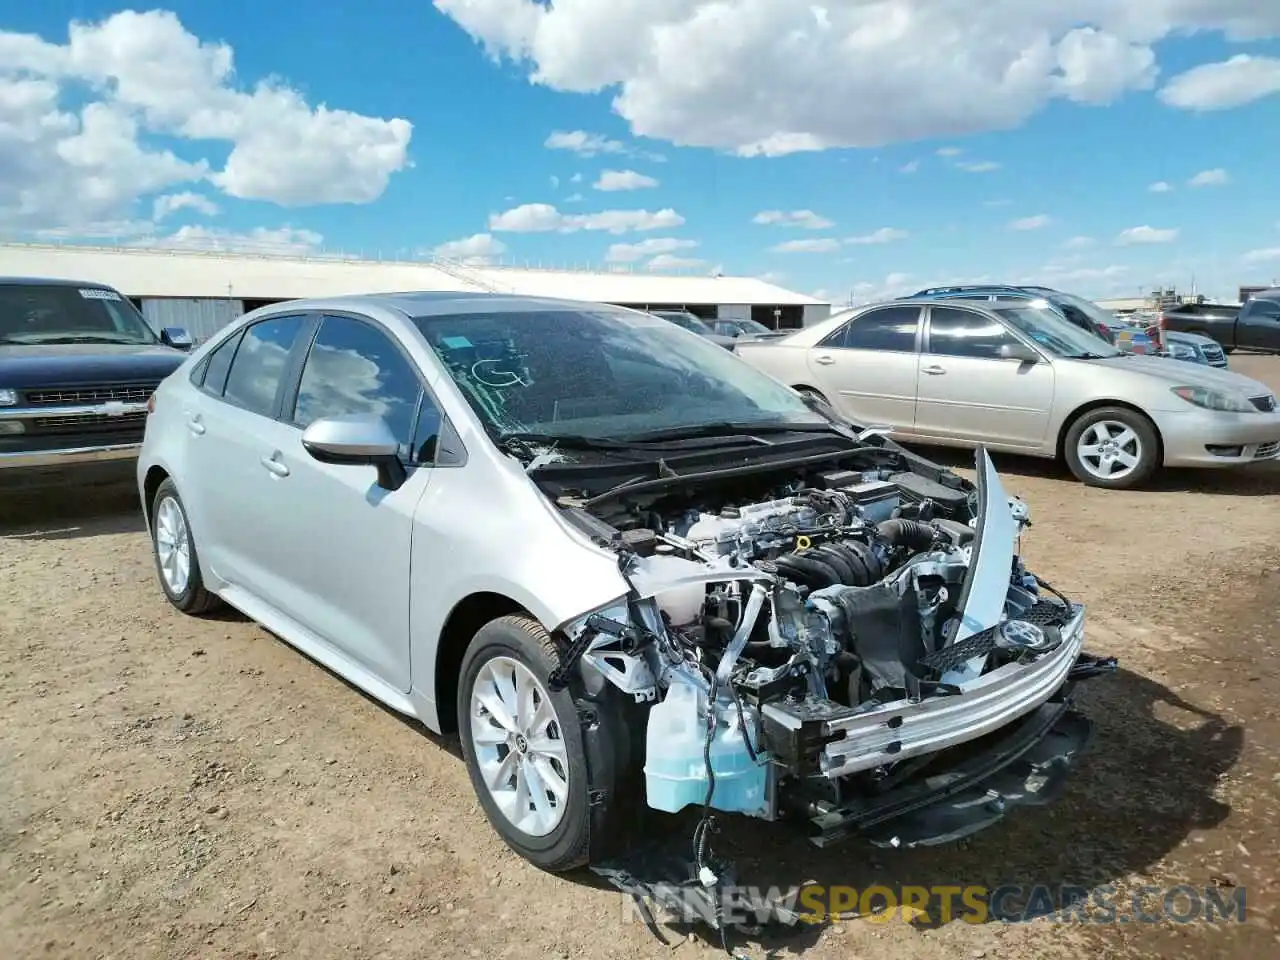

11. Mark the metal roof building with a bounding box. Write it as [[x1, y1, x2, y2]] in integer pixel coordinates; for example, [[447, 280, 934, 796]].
[[0, 242, 829, 342]]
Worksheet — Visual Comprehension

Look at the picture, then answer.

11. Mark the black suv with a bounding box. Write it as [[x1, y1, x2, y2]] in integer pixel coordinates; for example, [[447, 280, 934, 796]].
[[0, 277, 193, 488]]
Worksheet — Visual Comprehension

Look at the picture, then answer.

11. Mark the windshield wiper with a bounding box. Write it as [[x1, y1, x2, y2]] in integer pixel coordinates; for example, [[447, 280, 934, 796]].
[[495, 431, 643, 451], [15, 335, 150, 345], [1066, 351, 1111, 360], [615, 420, 837, 443]]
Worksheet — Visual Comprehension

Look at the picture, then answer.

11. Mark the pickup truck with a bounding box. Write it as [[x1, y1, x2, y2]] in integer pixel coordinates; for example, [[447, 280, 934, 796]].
[[0, 277, 193, 489], [1159, 292, 1280, 354]]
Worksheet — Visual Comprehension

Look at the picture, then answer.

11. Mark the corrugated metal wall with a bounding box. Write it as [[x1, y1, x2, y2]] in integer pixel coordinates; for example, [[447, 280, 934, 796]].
[[141, 298, 243, 343]]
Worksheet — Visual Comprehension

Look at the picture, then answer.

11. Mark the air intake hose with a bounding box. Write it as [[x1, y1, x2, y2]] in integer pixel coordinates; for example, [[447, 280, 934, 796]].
[[876, 518, 936, 553]]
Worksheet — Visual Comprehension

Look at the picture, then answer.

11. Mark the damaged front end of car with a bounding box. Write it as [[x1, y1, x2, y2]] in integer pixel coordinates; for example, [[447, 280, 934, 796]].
[[553, 445, 1116, 852]]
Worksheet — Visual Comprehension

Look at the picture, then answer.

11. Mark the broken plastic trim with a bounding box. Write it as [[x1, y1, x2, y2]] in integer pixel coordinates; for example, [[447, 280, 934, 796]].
[[762, 603, 1087, 779]]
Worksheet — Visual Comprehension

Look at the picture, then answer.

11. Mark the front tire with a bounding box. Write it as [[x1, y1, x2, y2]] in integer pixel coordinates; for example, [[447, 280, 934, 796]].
[[1063, 407, 1159, 489], [150, 479, 221, 615], [457, 615, 600, 872]]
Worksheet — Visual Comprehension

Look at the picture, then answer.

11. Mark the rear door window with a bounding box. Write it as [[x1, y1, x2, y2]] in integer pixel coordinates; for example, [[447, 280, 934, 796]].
[[221, 315, 307, 417], [821, 305, 921, 351]]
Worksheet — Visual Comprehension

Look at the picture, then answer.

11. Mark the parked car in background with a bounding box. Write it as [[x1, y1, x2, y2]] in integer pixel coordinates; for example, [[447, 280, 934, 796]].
[[137, 292, 1113, 876], [1159, 292, 1280, 354], [648, 310, 737, 348], [735, 296, 1280, 489], [710, 317, 788, 341], [1, 277, 193, 488], [909, 284, 1227, 367]]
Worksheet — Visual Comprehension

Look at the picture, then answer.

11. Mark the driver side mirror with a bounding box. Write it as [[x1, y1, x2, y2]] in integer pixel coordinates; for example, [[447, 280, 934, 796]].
[[160, 326, 193, 350], [301, 414, 407, 491], [999, 342, 1040, 364]]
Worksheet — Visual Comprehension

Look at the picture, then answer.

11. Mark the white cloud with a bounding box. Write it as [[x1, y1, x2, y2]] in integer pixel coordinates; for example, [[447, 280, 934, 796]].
[[564, 192, 584, 202], [570, 172, 583, 183], [847, 272, 917, 305], [1063, 235, 1095, 249], [550, 175, 560, 189], [593, 168, 659, 191], [985, 198, 1013, 207], [605, 236, 696, 263], [955, 159, 1002, 173], [1148, 180, 1173, 192], [152, 191, 219, 219], [1009, 214, 1052, 230], [488, 202, 683, 233], [899, 160, 920, 173], [1243, 247, 1280, 264], [435, 1, 1280, 155], [752, 209, 834, 229], [936, 147, 963, 157], [646, 253, 705, 271], [432, 232, 508, 264], [544, 130, 628, 156], [1115, 225, 1179, 244], [1035, 263, 1130, 283], [1160, 55, 1280, 111], [543, 129, 664, 161], [845, 227, 909, 245], [1187, 167, 1229, 187], [135, 225, 325, 255], [771, 238, 841, 254], [756, 271, 787, 284], [0, 10, 410, 234]]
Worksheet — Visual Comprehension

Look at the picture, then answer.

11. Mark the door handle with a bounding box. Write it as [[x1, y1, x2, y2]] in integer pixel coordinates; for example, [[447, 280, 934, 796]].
[[921, 364, 946, 375], [814, 354, 835, 365], [186, 414, 206, 436], [260, 453, 290, 478]]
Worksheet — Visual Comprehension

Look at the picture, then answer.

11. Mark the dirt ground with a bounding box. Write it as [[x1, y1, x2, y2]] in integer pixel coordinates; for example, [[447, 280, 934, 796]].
[[4, 356, 1280, 960]]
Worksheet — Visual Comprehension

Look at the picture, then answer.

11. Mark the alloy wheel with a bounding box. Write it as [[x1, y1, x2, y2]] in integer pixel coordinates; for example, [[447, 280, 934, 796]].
[[1075, 420, 1143, 482], [154, 496, 192, 595], [468, 655, 570, 837]]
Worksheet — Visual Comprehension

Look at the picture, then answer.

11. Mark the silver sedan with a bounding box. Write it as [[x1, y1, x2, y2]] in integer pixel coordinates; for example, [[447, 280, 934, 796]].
[[735, 297, 1280, 488], [135, 292, 1112, 875]]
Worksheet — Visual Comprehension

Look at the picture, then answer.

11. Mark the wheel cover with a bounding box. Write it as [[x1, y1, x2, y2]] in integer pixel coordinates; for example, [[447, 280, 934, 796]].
[[469, 655, 570, 837], [154, 496, 192, 595], [1076, 419, 1142, 481]]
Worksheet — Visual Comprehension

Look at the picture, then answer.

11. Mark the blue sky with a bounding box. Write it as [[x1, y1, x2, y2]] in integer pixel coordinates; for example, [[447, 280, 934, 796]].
[[2, 2, 1279, 304]]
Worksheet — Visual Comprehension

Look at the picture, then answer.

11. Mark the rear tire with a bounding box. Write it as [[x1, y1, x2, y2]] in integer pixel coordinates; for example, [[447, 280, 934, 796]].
[[150, 479, 221, 615], [458, 615, 621, 872], [1063, 407, 1159, 489]]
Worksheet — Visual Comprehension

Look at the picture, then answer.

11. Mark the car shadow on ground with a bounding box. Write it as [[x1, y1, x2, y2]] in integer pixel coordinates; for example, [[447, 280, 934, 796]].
[[577, 665, 1242, 953], [910, 444, 1280, 497], [0, 482, 144, 539]]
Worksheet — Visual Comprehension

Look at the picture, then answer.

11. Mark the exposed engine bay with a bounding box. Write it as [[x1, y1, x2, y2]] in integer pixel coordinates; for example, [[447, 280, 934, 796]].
[[548, 444, 1115, 847]]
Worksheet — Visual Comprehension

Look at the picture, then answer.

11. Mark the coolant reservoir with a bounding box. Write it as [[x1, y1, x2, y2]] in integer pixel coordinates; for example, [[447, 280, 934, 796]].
[[641, 555, 706, 625], [644, 681, 769, 815]]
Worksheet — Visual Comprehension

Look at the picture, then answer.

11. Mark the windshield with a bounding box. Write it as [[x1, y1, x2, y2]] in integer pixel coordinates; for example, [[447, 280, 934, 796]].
[[412, 307, 828, 440], [992, 305, 1123, 358], [652, 311, 714, 335], [1040, 289, 1121, 329], [737, 318, 773, 334], [0, 284, 157, 345]]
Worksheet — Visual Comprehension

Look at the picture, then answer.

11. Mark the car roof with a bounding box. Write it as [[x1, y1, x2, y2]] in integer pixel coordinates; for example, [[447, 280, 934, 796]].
[[274, 291, 638, 319], [0, 276, 118, 290], [910, 283, 1031, 296]]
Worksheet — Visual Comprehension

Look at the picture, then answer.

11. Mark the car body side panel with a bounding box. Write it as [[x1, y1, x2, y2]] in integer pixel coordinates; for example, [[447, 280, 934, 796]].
[[806, 345, 920, 433], [912, 354, 1055, 448], [407, 424, 633, 731]]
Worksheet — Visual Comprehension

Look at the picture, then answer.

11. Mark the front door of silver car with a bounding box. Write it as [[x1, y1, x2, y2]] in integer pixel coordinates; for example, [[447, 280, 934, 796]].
[[258, 312, 438, 688], [913, 304, 1055, 449]]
